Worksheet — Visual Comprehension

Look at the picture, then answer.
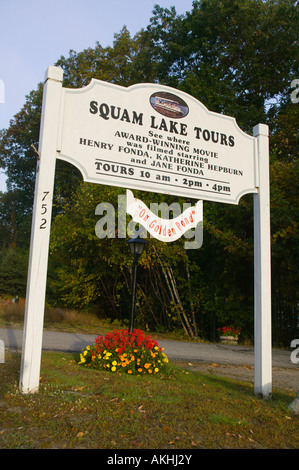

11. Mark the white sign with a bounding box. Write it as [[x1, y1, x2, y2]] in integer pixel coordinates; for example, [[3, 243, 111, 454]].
[[126, 190, 203, 242], [57, 80, 258, 204]]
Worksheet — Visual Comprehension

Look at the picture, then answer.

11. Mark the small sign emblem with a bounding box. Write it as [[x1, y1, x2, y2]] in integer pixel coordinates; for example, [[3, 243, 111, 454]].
[[150, 91, 189, 119]]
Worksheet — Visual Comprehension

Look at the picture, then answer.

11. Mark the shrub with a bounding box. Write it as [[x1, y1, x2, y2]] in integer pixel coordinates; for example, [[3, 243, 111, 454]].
[[78, 328, 169, 375]]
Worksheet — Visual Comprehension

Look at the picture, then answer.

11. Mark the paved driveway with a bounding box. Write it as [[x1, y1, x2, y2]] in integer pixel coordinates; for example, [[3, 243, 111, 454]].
[[0, 327, 296, 370]]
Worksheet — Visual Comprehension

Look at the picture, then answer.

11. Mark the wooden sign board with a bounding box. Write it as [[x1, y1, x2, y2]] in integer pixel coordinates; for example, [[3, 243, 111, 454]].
[[57, 79, 258, 204]]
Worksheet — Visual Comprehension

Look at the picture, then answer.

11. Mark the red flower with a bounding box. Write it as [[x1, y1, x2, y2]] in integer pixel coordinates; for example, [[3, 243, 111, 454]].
[[94, 328, 161, 355], [217, 326, 241, 338]]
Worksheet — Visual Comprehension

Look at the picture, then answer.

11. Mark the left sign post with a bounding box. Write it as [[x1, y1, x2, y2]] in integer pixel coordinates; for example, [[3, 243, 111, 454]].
[[19, 66, 63, 394]]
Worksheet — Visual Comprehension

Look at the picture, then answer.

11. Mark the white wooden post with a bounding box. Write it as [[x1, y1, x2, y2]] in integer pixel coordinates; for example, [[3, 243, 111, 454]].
[[19, 66, 63, 394], [253, 123, 272, 399]]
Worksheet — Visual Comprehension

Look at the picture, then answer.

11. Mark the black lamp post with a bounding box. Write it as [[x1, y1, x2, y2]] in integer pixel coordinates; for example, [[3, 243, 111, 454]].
[[127, 236, 147, 333]]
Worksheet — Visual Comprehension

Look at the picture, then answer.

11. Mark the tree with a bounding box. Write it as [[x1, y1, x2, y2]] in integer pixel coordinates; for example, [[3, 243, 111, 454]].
[[0, 1, 297, 343], [147, 0, 298, 128], [55, 26, 157, 88], [0, 247, 28, 296], [145, 0, 298, 341]]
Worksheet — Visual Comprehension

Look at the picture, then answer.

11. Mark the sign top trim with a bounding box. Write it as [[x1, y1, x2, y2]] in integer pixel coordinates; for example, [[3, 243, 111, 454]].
[[54, 69, 259, 204], [63, 78, 255, 144]]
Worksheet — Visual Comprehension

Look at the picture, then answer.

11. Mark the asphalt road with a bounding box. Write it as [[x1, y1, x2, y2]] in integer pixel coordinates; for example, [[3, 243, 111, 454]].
[[0, 327, 297, 370]]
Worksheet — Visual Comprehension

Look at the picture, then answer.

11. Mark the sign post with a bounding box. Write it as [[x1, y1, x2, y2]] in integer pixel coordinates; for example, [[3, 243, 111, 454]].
[[253, 124, 272, 399], [19, 67, 63, 394], [19, 66, 272, 398]]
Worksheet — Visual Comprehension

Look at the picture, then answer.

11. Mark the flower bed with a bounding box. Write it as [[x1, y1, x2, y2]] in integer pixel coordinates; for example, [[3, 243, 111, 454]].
[[78, 328, 169, 375]]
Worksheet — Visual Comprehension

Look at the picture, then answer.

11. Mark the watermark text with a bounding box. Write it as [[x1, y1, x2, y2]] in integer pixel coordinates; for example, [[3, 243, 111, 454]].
[[290, 339, 299, 364], [291, 79, 299, 103], [95, 195, 203, 249], [0, 340, 4, 364]]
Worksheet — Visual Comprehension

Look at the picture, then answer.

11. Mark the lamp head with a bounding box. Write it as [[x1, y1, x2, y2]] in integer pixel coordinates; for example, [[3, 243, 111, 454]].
[[127, 236, 147, 257]]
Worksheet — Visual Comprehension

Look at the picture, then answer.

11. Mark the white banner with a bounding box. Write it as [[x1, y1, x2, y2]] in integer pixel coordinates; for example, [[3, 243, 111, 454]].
[[126, 190, 203, 242]]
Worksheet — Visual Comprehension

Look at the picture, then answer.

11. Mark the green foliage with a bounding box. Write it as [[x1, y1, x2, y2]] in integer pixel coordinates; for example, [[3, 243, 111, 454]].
[[0, 247, 28, 296], [48, 182, 128, 311], [55, 26, 157, 88], [148, 0, 298, 129]]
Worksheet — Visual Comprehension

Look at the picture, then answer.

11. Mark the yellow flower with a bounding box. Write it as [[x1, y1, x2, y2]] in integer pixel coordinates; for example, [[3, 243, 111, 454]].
[[111, 366, 116, 372], [154, 367, 159, 373], [112, 360, 117, 366], [80, 354, 86, 363], [162, 353, 169, 362]]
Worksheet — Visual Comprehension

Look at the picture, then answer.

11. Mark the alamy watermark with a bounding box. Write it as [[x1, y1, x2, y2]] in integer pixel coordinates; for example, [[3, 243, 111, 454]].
[[0, 340, 4, 364], [95, 194, 203, 249], [290, 339, 299, 364], [290, 79, 299, 104], [0, 79, 4, 104]]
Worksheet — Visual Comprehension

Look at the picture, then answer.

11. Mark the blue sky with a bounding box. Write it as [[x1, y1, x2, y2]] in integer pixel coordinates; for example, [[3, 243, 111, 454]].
[[0, 0, 194, 192]]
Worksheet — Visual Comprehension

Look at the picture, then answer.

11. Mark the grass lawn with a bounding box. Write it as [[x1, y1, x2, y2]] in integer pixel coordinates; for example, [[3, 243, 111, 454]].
[[0, 350, 298, 450]]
